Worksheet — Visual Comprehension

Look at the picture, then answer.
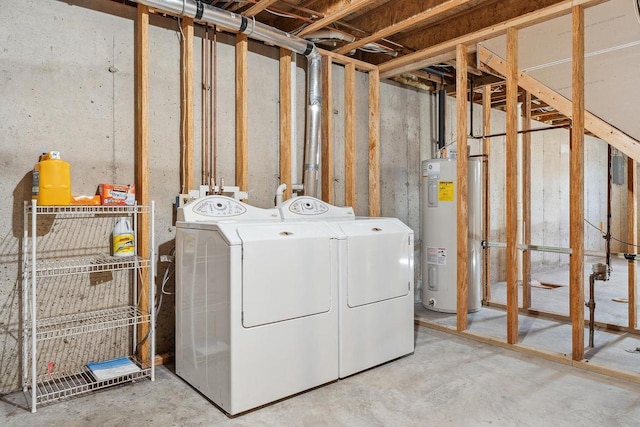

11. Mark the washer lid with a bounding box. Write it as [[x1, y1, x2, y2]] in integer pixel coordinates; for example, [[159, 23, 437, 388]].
[[238, 223, 334, 328], [340, 219, 413, 307]]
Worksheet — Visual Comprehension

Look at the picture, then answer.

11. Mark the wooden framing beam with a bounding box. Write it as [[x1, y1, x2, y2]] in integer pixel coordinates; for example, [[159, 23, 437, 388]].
[[279, 48, 292, 201], [345, 62, 356, 208], [135, 3, 150, 365], [368, 68, 381, 217], [236, 33, 249, 193], [343, 0, 466, 37], [378, 0, 605, 79], [628, 157, 637, 329], [570, 5, 585, 361], [180, 17, 194, 193], [485, 300, 640, 335], [297, 0, 374, 37], [456, 43, 469, 331], [478, 45, 640, 162], [244, 0, 279, 16], [532, 110, 567, 121], [482, 84, 492, 302], [335, 0, 477, 55], [318, 48, 377, 72], [505, 27, 519, 345], [522, 91, 532, 309], [393, 0, 566, 53], [321, 55, 334, 203]]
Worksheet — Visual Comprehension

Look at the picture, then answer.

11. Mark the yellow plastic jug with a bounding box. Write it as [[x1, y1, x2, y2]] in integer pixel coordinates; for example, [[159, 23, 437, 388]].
[[33, 151, 71, 206]]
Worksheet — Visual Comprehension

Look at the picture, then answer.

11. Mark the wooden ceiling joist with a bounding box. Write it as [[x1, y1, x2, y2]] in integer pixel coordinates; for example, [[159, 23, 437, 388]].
[[297, 0, 376, 37], [392, 0, 566, 52], [334, 0, 479, 55], [244, 0, 280, 17]]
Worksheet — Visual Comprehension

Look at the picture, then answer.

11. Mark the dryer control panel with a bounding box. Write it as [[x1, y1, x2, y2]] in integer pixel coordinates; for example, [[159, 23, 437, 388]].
[[279, 197, 354, 220], [178, 196, 280, 222]]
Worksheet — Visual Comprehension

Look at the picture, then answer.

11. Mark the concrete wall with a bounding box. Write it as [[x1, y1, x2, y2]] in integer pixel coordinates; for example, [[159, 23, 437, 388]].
[[0, 0, 432, 392]]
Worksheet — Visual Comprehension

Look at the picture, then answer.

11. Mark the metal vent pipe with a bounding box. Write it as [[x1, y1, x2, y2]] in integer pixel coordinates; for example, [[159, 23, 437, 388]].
[[132, 0, 322, 197]]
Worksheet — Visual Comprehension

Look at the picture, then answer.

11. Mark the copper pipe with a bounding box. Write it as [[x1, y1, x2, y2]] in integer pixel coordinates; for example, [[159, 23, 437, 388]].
[[212, 25, 218, 185], [201, 27, 206, 184], [203, 25, 210, 185], [587, 263, 608, 348]]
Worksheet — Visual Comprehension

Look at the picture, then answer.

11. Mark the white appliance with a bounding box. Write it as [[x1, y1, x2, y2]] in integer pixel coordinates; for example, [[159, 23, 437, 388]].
[[175, 196, 339, 415], [278, 197, 415, 378], [421, 158, 483, 313]]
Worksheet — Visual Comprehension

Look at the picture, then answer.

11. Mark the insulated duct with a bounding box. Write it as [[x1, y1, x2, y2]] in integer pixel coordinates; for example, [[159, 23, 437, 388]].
[[132, 0, 322, 197]]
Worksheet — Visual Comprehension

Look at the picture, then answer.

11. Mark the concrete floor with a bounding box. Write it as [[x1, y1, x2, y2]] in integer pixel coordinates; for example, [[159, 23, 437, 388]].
[[416, 258, 640, 374], [3, 326, 640, 426], [491, 257, 639, 326]]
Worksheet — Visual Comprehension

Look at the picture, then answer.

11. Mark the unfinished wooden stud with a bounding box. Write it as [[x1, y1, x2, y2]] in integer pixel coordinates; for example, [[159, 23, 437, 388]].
[[368, 69, 381, 217], [570, 5, 585, 361], [279, 48, 292, 201], [505, 27, 519, 345], [456, 43, 469, 331]]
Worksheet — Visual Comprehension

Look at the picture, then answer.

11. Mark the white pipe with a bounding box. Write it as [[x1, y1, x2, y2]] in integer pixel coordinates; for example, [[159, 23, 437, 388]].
[[275, 183, 287, 206], [132, 0, 323, 197]]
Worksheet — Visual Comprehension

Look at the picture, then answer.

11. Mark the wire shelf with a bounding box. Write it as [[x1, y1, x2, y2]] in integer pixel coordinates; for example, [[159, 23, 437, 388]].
[[26, 205, 151, 215], [35, 306, 150, 341], [25, 358, 151, 406], [27, 256, 149, 278], [22, 200, 156, 412]]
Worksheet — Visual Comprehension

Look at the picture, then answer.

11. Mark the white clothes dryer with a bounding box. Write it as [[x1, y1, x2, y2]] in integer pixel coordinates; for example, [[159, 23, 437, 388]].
[[176, 196, 339, 415], [278, 197, 415, 378]]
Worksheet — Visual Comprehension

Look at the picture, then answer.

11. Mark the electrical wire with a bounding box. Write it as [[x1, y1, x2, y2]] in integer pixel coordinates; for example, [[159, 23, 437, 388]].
[[584, 217, 640, 248], [135, 251, 175, 353], [263, 8, 299, 19], [155, 251, 176, 319]]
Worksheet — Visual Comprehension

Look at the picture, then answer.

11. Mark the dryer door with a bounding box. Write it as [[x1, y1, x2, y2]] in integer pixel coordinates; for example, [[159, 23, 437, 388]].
[[238, 223, 333, 328], [340, 219, 412, 307]]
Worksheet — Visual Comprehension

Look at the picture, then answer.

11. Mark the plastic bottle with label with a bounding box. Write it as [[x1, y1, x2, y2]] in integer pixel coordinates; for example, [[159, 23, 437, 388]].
[[112, 218, 135, 257], [33, 151, 71, 205]]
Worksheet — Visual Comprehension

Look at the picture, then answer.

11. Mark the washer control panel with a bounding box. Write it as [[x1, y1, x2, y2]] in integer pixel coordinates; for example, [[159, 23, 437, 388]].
[[178, 196, 280, 222]]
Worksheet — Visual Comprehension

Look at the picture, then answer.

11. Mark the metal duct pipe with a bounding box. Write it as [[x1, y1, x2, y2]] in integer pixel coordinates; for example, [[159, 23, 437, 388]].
[[437, 89, 446, 151], [133, 0, 322, 197], [303, 54, 322, 198]]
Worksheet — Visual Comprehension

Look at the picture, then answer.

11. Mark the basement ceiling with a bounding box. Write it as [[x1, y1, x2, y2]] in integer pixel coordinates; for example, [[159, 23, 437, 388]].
[[191, 0, 609, 76], [129, 0, 638, 140]]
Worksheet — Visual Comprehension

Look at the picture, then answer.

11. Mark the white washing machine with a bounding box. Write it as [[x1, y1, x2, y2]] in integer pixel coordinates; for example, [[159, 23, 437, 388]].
[[278, 197, 415, 378], [175, 196, 339, 415]]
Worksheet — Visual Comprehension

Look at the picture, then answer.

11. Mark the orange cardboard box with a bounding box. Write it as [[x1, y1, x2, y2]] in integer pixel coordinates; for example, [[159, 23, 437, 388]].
[[99, 184, 136, 206]]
